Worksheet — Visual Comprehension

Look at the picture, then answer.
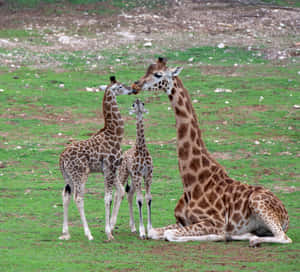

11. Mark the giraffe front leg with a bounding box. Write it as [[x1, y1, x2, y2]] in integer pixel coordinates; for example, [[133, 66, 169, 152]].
[[110, 176, 125, 231], [74, 181, 93, 241], [104, 190, 114, 241], [135, 175, 146, 239], [148, 224, 181, 240], [163, 222, 225, 242], [144, 172, 153, 235], [127, 180, 137, 233]]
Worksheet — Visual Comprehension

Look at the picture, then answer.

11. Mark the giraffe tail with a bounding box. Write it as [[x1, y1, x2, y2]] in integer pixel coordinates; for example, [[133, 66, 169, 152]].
[[60, 157, 72, 196], [125, 182, 130, 193]]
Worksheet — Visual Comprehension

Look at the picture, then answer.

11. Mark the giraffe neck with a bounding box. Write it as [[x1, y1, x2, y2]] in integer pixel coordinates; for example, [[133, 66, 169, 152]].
[[168, 77, 225, 189], [135, 115, 146, 150], [97, 89, 124, 139]]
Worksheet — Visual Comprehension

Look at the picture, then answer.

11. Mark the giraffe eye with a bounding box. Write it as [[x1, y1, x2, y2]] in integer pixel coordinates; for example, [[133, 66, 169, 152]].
[[154, 73, 162, 78], [142, 102, 144, 106]]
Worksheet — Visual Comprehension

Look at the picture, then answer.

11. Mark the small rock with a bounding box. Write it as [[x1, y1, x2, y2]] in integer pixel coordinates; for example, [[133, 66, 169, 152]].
[[214, 88, 232, 93], [59, 84, 64, 88], [0, 161, 5, 168], [143, 42, 152, 47], [0, 89, 4, 92], [259, 96, 264, 102], [218, 43, 225, 49], [293, 105, 300, 109], [188, 57, 194, 62], [254, 140, 260, 145]]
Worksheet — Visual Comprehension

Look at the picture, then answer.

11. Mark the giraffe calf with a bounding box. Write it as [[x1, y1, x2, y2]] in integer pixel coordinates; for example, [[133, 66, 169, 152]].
[[119, 99, 153, 239]]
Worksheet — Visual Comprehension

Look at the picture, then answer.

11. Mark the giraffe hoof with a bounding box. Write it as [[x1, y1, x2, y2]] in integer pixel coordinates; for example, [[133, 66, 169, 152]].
[[87, 234, 94, 241], [59, 234, 71, 240], [139, 235, 146, 240], [249, 239, 261, 248], [105, 234, 114, 242]]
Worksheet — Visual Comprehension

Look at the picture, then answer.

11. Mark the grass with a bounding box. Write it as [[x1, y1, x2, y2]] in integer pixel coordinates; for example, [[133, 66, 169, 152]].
[[0, 2, 300, 271], [1, 54, 299, 271]]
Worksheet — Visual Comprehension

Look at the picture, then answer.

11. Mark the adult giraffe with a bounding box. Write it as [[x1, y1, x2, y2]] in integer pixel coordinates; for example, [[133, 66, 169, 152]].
[[132, 57, 292, 247]]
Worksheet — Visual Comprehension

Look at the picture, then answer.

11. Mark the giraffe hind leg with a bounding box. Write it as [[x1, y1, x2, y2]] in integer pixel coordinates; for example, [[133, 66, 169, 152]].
[[59, 184, 72, 240], [248, 194, 292, 247]]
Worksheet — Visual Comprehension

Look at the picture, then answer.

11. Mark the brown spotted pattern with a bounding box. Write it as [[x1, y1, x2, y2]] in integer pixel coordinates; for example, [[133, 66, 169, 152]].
[[132, 58, 291, 246], [119, 99, 153, 239], [59, 78, 134, 241]]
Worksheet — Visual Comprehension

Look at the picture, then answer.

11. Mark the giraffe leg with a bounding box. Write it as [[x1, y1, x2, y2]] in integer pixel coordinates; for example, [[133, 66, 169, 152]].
[[110, 176, 125, 231], [134, 175, 146, 239], [163, 221, 224, 242], [59, 184, 72, 240], [248, 194, 292, 247], [148, 224, 181, 240], [103, 166, 115, 241], [74, 181, 93, 241], [144, 172, 153, 234], [127, 178, 136, 233]]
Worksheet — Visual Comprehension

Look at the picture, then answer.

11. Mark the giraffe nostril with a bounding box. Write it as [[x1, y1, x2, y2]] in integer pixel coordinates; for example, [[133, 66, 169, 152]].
[[134, 81, 139, 84]]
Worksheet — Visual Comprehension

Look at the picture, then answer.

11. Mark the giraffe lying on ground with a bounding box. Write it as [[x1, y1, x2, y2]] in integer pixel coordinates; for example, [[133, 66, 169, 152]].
[[59, 76, 136, 241], [132, 57, 292, 247], [119, 99, 153, 239]]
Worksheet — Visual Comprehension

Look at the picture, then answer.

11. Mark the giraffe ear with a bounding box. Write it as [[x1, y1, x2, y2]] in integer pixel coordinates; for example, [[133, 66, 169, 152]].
[[99, 85, 107, 91], [171, 67, 183, 77], [110, 76, 117, 83]]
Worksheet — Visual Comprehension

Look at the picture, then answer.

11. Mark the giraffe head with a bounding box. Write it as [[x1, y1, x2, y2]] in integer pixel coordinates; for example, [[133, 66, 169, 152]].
[[132, 57, 183, 95], [129, 99, 148, 119], [106, 76, 137, 96]]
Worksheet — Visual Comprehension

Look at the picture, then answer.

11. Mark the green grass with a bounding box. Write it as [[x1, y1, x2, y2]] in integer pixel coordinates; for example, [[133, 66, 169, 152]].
[[0, 33, 300, 272]]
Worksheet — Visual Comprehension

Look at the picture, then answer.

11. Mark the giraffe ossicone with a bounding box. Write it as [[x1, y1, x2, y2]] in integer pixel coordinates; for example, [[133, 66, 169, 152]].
[[132, 57, 292, 247], [59, 76, 136, 241], [119, 99, 153, 239]]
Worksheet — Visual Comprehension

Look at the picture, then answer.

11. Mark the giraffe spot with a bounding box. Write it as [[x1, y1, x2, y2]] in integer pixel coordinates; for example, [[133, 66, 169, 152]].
[[226, 222, 234, 232], [233, 192, 241, 202], [182, 173, 196, 187], [212, 174, 220, 182], [207, 207, 218, 217], [175, 106, 188, 118], [192, 184, 202, 199], [168, 94, 173, 101], [225, 185, 233, 194], [178, 96, 184, 106], [185, 101, 191, 114], [204, 179, 215, 192], [190, 214, 199, 224], [171, 88, 176, 95], [198, 169, 211, 183], [215, 199, 223, 210], [190, 200, 195, 208], [178, 142, 190, 160], [232, 213, 242, 224], [234, 199, 243, 210], [190, 158, 200, 172], [180, 91, 185, 98], [116, 127, 123, 136], [193, 208, 203, 214], [178, 123, 188, 140], [207, 190, 217, 204], [190, 128, 196, 141], [192, 147, 201, 156], [226, 178, 234, 184], [211, 165, 218, 172], [202, 156, 210, 167], [215, 186, 223, 195], [198, 197, 209, 209]]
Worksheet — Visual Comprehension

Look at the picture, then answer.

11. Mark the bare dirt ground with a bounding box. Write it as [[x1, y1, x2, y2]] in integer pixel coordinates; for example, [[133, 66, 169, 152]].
[[0, 0, 299, 67]]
